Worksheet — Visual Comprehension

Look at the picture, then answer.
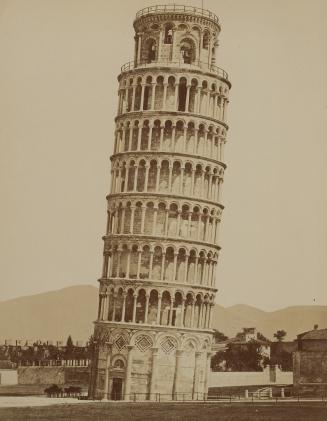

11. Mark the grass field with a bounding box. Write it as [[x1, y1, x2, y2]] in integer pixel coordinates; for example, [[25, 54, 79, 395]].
[[0, 402, 327, 421]]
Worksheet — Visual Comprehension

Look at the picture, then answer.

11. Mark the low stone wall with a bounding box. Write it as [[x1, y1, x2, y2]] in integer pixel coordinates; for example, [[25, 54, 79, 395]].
[[0, 370, 18, 385], [18, 366, 90, 386], [64, 367, 90, 385], [209, 368, 293, 388], [276, 370, 294, 385]]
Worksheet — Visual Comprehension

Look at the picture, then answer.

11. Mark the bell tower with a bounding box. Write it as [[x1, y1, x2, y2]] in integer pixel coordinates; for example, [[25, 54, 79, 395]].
[[89, 4, 231, 401]]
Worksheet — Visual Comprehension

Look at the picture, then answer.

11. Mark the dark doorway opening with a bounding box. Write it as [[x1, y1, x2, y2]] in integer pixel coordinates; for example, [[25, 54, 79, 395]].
[[111, 378, 123, 400], [178, 80, 187, 111]]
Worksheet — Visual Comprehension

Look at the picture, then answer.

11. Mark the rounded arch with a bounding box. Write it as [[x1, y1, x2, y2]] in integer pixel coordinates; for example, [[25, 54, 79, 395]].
[[182, 335, 201, 352], [144, 37, 157, 63], [155, 331, 180, 352], [180, 37, 196, 64], [164, 22, 174, 44], [111, 355, 126, 369], [130, 330, 154, 350]]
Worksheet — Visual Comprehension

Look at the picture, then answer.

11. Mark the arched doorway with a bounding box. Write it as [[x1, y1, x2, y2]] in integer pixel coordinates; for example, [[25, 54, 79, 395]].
[[145, 38, 156, 63], [111, 378, 123, 400], [180, 38, 196, 64], [110, 358, 126, 400]]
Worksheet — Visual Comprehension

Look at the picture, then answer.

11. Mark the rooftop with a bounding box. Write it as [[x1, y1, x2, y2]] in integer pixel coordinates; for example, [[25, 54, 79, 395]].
[[298, 328, 327, 341], [135, 4, 220, 24]]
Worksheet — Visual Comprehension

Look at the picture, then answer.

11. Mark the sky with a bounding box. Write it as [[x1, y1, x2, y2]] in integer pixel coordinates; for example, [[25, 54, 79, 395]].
[[0, 0, 326, 311]]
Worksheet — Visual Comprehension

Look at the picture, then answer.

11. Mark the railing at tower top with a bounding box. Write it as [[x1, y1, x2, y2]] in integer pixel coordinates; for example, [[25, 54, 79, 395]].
[[121, 59, 229, 81], [135, 5, 220, 24]]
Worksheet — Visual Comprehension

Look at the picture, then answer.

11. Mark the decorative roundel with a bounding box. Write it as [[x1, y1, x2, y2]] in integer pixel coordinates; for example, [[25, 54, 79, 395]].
[[114, 335, 127, 351], [135, 334, 153, 352], [160, 336, 178, 354]]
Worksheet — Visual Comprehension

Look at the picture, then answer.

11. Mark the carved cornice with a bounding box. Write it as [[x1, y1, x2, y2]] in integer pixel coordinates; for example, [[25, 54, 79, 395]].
[[103, 234, 221, 252], [115, 110, 230, 130], [98, 277, 218, 294], [134, 13, 220, 33], [110, 150, 227, 170], [106, 191, 225, 210]]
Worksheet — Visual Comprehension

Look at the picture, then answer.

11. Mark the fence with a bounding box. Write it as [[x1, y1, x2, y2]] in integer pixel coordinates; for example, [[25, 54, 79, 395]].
[[120, 60, 229, 80], [135, 5, 220, 24], [78, 392, 327, 403]]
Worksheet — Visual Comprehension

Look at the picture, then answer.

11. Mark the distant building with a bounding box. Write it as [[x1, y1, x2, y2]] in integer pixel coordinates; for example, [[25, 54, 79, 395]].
[[238, 327, 258, 343], [293, 327, 327, 395]]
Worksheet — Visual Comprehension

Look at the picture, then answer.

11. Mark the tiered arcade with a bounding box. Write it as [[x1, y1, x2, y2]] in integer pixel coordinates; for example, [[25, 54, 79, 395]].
[[89, 4, 231, 401]]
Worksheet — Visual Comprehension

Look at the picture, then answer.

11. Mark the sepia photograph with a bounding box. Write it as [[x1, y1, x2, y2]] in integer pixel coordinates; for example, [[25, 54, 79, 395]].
[[0, 0, 326, 419]]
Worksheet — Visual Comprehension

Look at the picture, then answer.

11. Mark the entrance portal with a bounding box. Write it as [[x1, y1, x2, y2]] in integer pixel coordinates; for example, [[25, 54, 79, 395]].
[[111, 378, 123, 400]]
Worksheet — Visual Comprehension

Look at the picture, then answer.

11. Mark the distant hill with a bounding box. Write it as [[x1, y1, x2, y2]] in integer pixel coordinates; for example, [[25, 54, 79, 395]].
[[0, 285, 326, 342], [211, 303, 327, 339], [0, 285, 98, 343]]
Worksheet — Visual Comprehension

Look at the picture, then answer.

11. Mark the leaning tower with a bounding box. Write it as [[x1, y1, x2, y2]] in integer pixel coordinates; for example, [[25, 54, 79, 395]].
[[89, 4, 231, 401]]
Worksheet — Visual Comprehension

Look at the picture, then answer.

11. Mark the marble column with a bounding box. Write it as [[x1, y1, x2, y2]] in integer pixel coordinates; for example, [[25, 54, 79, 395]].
[[132, 294, 137, 323], [172, 349, 184, 399], [155, 165, 161, 191], [157, 294, 162, 324], [149, 251, 154, 279], [103, 343, 112, 400], [152, 207, 158, 235], [140, 84, 145, 110], [121, 293, 127, 322], [137, 33, 142, 64], [137, 125, 142, 150], [130, 206, 135, 233], [169, 299, 174, 325], [163, 84, 168, 109], [160, 252, 165, 281], [185, 85, 191, 112], [174, 84, 179, 111], [149, 347, 159, 399], [203, 351, 212, 399], [124, 345, 134, 399], [193, 351, 202, 399], [150, 83, 156, 110], [131, 86, 136, 111], [144, 293, 150, 323], [141, 205, 146, 233], [144, 165, 150, 192]]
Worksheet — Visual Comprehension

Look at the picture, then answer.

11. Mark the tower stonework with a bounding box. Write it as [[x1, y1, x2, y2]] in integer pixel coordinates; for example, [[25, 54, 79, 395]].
[[89, 5, 231, 401]]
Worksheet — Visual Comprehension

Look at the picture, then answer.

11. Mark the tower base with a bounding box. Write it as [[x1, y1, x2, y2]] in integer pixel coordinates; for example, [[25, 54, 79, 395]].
[[89, 322, 212, 401]]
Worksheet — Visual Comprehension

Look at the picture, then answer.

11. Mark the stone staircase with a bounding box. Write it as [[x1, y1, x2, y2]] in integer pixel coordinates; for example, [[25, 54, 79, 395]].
[[252, 387, 272, 399]]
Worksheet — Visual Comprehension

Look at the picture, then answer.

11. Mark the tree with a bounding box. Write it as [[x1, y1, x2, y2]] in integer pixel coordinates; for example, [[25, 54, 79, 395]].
[[273, 330, 287, 341], [66, 335, 74, 349], [65, 335, 74, 358], [225, 341, 265, 371], [211, 350, 226, 371], [212, 330, 228, 343], [271, 350, 293, 371], [211, 340, 266, 372]]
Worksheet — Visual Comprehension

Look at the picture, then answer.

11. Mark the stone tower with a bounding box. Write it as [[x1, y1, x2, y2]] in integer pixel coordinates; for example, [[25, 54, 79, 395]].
[[89, 4, 231, 401]]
